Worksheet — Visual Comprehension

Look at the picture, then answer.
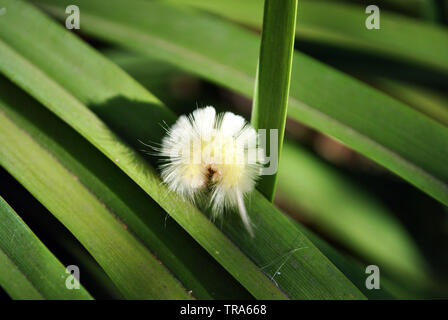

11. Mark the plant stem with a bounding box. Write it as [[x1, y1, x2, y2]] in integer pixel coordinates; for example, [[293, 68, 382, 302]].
[[251, 0, 298, 201]]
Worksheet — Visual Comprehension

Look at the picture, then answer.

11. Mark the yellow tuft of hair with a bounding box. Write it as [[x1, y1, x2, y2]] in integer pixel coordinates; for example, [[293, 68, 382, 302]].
[[158, 106, 264, 236]]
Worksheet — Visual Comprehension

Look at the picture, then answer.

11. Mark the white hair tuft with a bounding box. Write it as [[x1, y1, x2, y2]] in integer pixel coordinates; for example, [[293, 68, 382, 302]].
[[158, 106, 264, 236]]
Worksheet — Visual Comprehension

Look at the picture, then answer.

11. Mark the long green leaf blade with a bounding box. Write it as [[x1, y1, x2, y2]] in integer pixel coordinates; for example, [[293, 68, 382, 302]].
[[36, 0, 448, 207], [0, 108, 191, 300], [0, 0, 290, 299], [0, 196, 92, 299], [251, 0, 297, 201], [106, 51, 440, 299], [0, 0, 364, 299], [0, 76, 250, 300], [364, 76, 448, 127], [167, 0, 448, 75], [278, 141, 431, 284]]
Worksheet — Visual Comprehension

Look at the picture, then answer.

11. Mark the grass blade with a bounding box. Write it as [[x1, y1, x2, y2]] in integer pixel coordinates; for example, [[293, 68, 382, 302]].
[[0, 75, 252, 300], [277, 141, 432, 285], [0, 105, 192, 299], [0, 0, 364, 299], [363, 76, 448, 127], [36, 0, 448, 207], [167, 0, 448, 75], [251, 0, 298, 201], [107, 50, 443, 299], [0, 0, 289, 299], [0, 196, 92, 299]]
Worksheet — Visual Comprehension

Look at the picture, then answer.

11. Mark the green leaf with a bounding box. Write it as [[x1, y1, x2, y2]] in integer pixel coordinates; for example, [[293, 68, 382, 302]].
[[106, 50, 436, 299], [0, 105, 192, 299], [291, 219, 398, 299], [251, 0, 297, 201], [166, 0, 448, 75], [36, 0, 448, 207], [0, 0, 284, 299], [0, 196, 92, 300], [0, 0, 364, 299], [220, 191, 365, 299], [363, 76, 448, 127], [294, 219, 435, 299], [277, 141, 432, 286], [0, 77, 250, 300], [110, 49, 448, 299]]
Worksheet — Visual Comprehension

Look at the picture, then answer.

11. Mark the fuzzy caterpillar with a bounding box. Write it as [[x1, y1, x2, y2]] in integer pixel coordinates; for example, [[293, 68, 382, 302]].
[[158, 106, 264, 236]]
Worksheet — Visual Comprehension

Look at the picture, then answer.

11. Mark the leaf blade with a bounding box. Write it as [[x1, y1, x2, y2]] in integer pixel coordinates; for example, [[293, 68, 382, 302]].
[[0, 107, 193, 299], [0, 0, 290, 299], [167, 0, 448, 75], [251, 0, 298, 200], [0, 75, 251, 300], [0, 196, 92, 300], [35, 0, 448, 206], [0, 0, 364, 299]]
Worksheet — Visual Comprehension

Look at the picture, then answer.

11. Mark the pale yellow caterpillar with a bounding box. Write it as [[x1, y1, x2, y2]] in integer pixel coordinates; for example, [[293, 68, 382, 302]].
[[158, 106, 264, 236]]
